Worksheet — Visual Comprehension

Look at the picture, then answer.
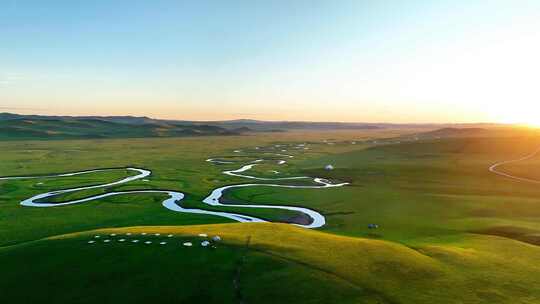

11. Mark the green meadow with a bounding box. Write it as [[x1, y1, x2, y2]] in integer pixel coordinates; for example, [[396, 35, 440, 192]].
[[1, 130, 540, 303]]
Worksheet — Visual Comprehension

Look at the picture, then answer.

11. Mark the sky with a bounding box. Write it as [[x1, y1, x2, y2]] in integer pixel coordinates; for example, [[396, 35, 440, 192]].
[[1, 0, 540, 124]]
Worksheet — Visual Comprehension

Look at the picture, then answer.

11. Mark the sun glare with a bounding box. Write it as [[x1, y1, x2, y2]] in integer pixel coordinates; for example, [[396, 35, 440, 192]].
[[495, 106, 540, 127]]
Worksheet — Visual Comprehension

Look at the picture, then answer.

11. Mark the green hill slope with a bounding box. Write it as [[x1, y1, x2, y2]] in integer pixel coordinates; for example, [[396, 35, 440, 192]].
[[2, 223, 539, 304]]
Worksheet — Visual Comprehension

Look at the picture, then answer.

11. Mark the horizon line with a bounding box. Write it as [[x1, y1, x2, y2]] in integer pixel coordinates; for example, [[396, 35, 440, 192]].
[[0, 111, 517, 126]]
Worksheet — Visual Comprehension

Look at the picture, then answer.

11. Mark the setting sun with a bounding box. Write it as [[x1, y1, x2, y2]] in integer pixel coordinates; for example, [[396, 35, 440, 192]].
[[490, 102, 540, 127]]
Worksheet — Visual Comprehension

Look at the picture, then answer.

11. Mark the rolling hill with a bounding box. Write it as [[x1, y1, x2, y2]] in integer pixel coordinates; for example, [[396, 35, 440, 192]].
[[420, 127, 488, 137], [0, 116, 240, 140], [0, 112, 515, 141]]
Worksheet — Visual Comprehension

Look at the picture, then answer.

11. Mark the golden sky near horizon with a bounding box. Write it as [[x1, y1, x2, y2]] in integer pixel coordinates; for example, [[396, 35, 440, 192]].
[[2, 1, 539, 124]]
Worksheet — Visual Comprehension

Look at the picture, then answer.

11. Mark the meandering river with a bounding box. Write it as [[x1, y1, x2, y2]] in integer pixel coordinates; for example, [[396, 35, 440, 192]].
[[0, 146, 348, 228]]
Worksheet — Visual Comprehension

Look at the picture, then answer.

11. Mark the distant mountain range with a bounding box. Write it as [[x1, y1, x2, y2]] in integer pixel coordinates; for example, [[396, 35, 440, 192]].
[[0, 112, 507, 140], [174, 118, 382, 131], [421, 127, 489, 137], [0, 113, 242, 140], [0, 113, 385, 130]]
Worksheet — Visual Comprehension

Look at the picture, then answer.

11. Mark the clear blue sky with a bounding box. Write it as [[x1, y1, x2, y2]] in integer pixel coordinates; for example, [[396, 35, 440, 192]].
[[2, 0, 539, 123]]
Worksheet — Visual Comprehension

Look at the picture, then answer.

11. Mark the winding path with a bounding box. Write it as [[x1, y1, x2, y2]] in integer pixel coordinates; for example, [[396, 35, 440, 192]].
[[1, 145, 348, 228], [489, 146, 540, 183]]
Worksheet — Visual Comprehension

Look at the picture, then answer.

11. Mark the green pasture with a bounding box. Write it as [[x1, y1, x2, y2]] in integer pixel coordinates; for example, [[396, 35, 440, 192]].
[[1, 131, 540, 303]]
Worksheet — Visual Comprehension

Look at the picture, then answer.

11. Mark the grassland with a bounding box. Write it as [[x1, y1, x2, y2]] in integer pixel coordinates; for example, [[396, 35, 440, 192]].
[[1, 129, 540, 303]]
